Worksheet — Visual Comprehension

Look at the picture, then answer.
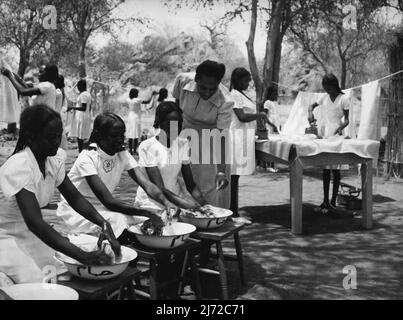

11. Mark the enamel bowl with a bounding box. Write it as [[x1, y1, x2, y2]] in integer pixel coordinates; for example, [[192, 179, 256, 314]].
[[1, 283, 79, 300], [128, 222, 196, 249], [179, 206, 233, 230], [55, 235, 137, 280]]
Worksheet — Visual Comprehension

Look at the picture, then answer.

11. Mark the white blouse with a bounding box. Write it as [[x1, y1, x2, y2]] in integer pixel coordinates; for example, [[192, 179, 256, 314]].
[[135, 136, 190, 210]]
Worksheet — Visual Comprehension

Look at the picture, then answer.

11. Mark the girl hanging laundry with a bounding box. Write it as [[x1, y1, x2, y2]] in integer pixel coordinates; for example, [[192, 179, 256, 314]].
[[69, 79, 92, 153], [126, 89, 158, 155], [308, 74, 350, 214], [1, 64, 58, 110], [56, 112, 179, 243], [135, 101, 208, 211], [0, 105, 120, 284]]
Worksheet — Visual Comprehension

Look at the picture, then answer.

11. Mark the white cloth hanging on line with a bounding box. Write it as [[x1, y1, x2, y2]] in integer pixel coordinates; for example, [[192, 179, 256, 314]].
[[0, 59, 20, 124], [357, 81, 381, 141]]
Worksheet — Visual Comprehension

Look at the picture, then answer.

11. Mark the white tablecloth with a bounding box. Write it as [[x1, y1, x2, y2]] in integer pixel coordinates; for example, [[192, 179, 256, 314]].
[[256, 134, 380, 163]]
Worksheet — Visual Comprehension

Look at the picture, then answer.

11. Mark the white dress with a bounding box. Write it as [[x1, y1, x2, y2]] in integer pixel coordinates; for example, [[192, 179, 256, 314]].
[[31, 81, 57, 109], [229, 90, 257, 176], [317, 93, 350, 138], [56, 144, 141, 237], [126, 98, 142, 139], [0, 59, 20, 124], [134, 136, 191, 211], [70, 91, 92, 140], [317, 93, 350, 170], [0, 148, 67, 283]]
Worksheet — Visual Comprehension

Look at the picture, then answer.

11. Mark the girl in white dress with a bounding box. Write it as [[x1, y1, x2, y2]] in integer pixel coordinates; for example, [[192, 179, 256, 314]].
[[0, 104, 120, 284], [1, 64, 58, 110], [127, 89, 158, 155], [229, 68, 272, 222], [56, 112, 179, 244], [135, 101, 208, 211], [308, 74, 350, 213], [68, 79, 92, 153]]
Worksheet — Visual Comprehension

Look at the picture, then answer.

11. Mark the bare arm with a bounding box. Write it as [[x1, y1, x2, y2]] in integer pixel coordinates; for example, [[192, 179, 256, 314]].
[[68, 103, 87, 112], [16, 188, 87, 262], [181, 164, 208, 206], [1, 69, 41, 96], [334, 109, 350, 135], [85, 174, 155, 218], [143, 166, 200, 209], [308, 102, 319, 123]]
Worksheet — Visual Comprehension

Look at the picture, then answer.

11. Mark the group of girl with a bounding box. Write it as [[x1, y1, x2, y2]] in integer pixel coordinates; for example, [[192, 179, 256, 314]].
[[0, 60, 349, 285], [0, 98, 209, 284], [1, 65, 93, 153]]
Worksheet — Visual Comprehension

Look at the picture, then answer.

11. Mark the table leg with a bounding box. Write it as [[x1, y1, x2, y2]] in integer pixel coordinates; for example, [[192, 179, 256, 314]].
[[189, 250, 202, 299], [150, 259, 158, 300], [216, 241, 229, 300], [177, 251, 189, 296], [234, 232, 246, 286], [361, 160, 373, 229], [290, 159, 303, 234]]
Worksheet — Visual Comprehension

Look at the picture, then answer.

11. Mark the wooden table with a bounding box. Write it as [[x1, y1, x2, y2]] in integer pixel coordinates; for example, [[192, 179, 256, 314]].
[[256, 148, 374, 234], [191, 222, 246, 300], [60, 265, 140, 300], [130, 238, 202, 300]]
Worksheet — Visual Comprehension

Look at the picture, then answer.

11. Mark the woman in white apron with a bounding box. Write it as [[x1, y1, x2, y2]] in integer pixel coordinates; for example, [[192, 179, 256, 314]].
[[308, 74, 350, 213], [229, 68, 270, 223]]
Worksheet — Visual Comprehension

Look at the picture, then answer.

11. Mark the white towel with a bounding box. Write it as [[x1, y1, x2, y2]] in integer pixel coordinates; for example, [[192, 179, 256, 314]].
[[0, 59, 20, 124], [357, 81, 381, 141]]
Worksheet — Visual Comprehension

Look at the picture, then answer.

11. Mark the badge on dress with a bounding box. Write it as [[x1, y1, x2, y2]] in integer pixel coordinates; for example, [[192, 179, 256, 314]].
[[103, 159, 115, 173]]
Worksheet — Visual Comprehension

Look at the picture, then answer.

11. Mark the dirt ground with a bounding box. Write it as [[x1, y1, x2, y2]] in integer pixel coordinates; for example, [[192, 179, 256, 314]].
[[1, 140, 403, 300]]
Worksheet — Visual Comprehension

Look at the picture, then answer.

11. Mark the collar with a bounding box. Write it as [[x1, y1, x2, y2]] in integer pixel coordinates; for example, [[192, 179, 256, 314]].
[[89, 143, 116, 160], [25, 147, 54, 180], [183, 80, 226, 108]]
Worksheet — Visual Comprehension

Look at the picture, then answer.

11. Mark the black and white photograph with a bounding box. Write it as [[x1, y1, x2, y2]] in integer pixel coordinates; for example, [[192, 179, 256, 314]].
[[0, 0, 403, 305]]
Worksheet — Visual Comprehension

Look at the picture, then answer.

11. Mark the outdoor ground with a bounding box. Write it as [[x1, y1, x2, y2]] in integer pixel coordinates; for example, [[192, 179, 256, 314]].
[[1, 140, 402, 300]]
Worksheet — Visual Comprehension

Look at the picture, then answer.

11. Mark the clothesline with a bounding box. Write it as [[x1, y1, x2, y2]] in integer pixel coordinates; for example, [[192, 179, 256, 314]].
[[272, 68, 403, 93]]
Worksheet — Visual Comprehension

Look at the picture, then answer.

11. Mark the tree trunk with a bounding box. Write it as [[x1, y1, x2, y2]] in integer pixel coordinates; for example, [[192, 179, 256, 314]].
[[340, 57, 347, 89], [246, 0, 262, 102], [261, 0, 286, 111], [79, 40, 87, 78], [18, 48, 30, 77], [385, 33, 403, 178]]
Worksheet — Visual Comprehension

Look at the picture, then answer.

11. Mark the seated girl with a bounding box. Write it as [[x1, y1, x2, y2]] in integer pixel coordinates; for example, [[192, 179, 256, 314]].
[[134, 101, 208, 212], [0, 104, 120, 284], [56, 112, 179, 243]]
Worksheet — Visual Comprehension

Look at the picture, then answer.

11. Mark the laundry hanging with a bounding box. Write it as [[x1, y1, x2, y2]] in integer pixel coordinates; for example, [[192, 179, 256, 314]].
[[357, 81, 381, 141], [0, 59, 20, 124]]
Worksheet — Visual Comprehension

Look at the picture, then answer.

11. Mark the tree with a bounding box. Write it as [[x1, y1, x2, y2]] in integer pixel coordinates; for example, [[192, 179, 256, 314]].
[[0, 0, 57, 76], [289, 0, 389, 89], [58, 0, 143, 78]]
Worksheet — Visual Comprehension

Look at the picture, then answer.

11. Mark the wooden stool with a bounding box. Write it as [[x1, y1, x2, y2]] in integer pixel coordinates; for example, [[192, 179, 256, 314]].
[[130, 238, 202, 300], [60, 265, 140, 300], [191, 221, 246, 300]]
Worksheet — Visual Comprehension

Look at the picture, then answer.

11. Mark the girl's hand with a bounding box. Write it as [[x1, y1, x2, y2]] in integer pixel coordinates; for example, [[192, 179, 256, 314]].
[[257, 112, 269, 124], [98, 222, 121, 256], [149, 213, 165, 228], [215, 172, 229, 190], [1, 67, 11, 77], [334, 128, 343, 136], [163, 201, 180, 218]]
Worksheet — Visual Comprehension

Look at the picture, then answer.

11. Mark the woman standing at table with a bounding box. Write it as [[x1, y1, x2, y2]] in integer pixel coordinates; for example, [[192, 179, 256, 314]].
[[308, 73, 350, 213], [172, 60, 232, 209], [229, 68, 272, 223]]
